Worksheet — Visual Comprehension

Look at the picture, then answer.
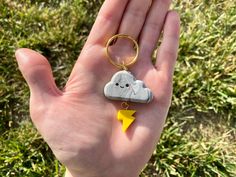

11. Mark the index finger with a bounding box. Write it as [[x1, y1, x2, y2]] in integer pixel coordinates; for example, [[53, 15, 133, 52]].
[[85, 0, 129, 47]]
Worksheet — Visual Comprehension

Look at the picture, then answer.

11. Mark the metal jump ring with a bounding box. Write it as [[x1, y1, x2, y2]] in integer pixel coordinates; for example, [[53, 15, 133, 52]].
[[121, 102, 130, 110], [105, 34, 140, 70]]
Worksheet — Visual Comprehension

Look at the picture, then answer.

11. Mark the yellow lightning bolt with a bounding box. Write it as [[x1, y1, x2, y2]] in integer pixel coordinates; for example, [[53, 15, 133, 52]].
[[117, 110, 136, 132]]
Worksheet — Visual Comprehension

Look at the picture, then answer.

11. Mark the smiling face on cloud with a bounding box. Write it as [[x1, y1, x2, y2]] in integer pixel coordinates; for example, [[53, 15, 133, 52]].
[[104, 71, 153, 103]]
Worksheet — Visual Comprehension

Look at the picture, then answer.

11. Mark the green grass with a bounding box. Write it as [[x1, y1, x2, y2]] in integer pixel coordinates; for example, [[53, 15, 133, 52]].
[[0, 0, 235, 176]]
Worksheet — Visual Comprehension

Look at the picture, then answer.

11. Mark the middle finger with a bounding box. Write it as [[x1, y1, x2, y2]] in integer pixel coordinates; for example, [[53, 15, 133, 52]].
[[118, 0, 152, 39]]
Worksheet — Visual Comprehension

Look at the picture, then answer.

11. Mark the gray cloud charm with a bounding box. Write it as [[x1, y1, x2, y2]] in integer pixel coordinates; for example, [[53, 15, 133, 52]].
[[104, 71, 153, 103]]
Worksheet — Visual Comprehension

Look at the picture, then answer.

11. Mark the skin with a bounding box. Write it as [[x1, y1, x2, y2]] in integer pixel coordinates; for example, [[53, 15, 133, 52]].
[[15, 0, 180, 177]]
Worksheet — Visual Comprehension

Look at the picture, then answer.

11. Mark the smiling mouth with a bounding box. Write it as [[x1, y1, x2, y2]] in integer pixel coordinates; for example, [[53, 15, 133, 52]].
[[120, 86, 124, 88]]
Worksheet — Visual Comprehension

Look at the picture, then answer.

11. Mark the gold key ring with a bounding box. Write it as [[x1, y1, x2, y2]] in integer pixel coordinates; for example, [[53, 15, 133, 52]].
[[105, 34, 140, 70]]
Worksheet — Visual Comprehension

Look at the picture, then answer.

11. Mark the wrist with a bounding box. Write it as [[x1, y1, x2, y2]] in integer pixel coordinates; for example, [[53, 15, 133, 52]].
[[65, 168, 139, 177]]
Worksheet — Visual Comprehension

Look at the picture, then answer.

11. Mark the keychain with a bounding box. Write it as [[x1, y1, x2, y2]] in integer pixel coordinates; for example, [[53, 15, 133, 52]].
[[104, 34, 153, 132]]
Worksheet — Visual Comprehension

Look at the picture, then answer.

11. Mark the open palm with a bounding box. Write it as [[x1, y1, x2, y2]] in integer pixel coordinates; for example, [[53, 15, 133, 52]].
[[16, 0, 180, 177]]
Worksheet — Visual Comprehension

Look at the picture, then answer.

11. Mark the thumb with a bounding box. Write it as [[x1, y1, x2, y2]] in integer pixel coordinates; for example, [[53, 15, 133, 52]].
[[15, 48, 61, 99]]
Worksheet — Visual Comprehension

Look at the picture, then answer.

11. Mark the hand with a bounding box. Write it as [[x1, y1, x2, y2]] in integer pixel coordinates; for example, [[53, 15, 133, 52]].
[[15, 0, 180, 176]]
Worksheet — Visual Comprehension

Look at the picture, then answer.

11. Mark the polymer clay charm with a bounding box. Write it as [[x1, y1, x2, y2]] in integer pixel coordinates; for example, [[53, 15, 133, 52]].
[[117, 109, 136, 132], [104, 34, 153, 132], [104, 70, 153, 103]]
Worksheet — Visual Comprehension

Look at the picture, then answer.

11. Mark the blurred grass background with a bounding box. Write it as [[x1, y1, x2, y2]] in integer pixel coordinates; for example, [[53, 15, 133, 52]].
[[0, 0, 235, 176]]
